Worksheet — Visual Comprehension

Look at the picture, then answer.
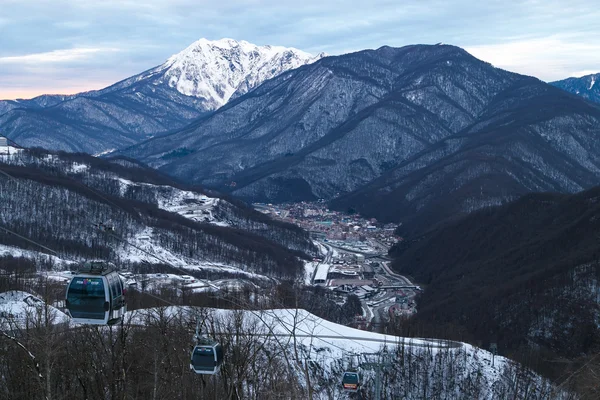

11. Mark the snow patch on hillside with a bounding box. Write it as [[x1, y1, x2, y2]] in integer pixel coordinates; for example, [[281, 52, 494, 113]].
[[116, 228, 273, 282], [0, 244, 74, 266], [0, 146, 22, 157], [0, 291, 69, 328], [69, 162, 89, 173], [115, 177, 228, 226]]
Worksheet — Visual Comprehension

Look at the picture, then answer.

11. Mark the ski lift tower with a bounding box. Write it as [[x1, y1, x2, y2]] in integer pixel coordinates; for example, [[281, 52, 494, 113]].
[[360, 351, 394, 399]]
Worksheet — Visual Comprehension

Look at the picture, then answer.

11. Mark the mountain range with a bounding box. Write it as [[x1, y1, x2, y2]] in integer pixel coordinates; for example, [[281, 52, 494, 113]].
[[117, 44, 600, 232], [0, 39, 323, 153], [3, 39, 600, 232], [551, 73, 600, 104]]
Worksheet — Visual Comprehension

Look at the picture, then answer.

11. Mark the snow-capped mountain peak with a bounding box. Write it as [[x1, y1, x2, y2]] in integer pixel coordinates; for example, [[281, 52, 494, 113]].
[[159, 38, 325, 109]]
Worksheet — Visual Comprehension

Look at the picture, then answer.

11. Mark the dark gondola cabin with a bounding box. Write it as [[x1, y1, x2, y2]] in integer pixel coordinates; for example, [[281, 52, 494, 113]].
[[342, 371, 360, 392], [65, 261, 126, 325], [190, 343, 223, 375]]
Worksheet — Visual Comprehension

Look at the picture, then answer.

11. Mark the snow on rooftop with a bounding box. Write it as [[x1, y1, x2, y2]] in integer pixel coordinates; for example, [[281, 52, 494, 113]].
[[313, 263, 330, 282]]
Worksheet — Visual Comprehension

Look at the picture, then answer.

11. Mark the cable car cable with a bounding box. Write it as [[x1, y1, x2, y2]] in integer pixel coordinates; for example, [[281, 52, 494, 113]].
[[97, 228, 220, 290], [0, 224, 61, 257]]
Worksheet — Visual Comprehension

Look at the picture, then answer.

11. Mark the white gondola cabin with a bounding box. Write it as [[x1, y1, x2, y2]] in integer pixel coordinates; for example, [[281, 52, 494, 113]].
[[65, 261, 126, 325], [190, 343, 224, 375]]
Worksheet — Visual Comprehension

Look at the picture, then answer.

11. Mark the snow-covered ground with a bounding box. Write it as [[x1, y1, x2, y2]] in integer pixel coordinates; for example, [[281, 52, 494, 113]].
[[0, 244, 74, 267], [0, 146, 22, 157], [303, 261, 317, 285], [0, 291, 69, 329], [116, 177, 228, 226], [133, 306, 460, 355], [69, 162, 89, 173], [116, 229, 274, 282], [0, 289, 571, 399], [130, 306, 565, 399]]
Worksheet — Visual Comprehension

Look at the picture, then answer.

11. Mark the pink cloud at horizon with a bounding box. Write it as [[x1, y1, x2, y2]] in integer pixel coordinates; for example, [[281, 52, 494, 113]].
[[0, 82, 114, 101]]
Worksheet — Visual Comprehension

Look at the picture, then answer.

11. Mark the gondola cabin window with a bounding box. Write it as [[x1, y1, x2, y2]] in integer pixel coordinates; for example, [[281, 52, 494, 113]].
[[192, 347, 215, 369], [66, 278, 106, 320], [190, 344, 223, 375]]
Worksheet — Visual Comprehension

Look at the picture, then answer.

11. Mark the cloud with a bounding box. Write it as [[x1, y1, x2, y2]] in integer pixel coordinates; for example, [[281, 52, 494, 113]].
[[0, 48, 121, 64], [1, 0, 600, 98], [465, 36, 600, 81]]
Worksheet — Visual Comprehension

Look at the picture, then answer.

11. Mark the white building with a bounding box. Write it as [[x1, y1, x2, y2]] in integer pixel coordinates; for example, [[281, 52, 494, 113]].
[[313, 264, 330, 285]]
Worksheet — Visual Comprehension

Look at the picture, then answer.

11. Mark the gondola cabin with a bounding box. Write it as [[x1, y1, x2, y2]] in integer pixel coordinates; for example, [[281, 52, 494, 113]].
[[190, 343, 223, 375], [341, 371, 360, 392], [65, 262, 126, 325]]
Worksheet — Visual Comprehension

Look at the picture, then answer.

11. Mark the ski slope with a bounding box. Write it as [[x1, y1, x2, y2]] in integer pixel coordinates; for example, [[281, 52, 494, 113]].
[[0, 290, 571, 399], [130, 306, 564, 399]]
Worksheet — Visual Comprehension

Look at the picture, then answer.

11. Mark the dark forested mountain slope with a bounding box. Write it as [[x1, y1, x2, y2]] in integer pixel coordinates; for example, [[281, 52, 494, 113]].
[[332, 81, 600, 234], [121, 44, 600, 232], [0, 149, 315, 278], [120, 44, 518, 201], [0, 85, 207, 153], [0, 39, 321, 153], [551, 73, 600, 104], [389, 187, 600, 373]]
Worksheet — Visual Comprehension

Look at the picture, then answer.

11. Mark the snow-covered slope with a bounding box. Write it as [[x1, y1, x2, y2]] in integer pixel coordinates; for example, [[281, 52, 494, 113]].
[[0, 149, 315, 279], [130, 306, 568, 399], [0, 291, 69, 329], [156, 38, 325, 109]]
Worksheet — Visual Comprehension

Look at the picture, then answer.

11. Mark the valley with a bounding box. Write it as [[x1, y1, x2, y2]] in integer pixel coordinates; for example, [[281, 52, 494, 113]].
[[2, 22, 600, 397], [255, 201, 419, 330]]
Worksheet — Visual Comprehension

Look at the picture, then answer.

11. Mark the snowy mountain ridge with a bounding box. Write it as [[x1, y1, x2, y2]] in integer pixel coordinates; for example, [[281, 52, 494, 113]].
[[155, 38, 325, 108], [0, 38, 324, 152]]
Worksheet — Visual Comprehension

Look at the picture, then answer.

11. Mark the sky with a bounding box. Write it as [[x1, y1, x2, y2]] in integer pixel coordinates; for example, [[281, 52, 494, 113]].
[[1, 0, 599, 100]]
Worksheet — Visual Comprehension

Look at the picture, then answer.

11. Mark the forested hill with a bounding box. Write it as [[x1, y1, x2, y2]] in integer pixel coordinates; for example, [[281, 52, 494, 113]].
[[389, 187, 600, 378], [0, 149, 316, 279]]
